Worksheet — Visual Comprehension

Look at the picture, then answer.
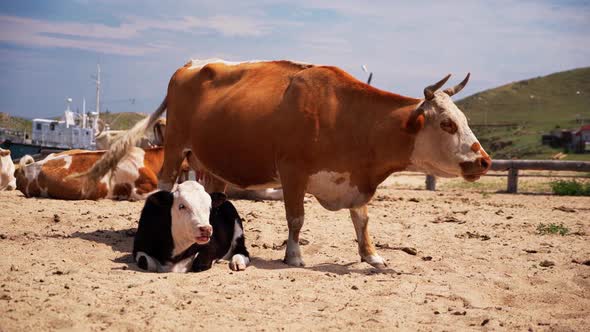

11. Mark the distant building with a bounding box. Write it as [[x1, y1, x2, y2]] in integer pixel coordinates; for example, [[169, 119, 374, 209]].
[[573, 124, 590, 153], [541, 125, 589, 153]]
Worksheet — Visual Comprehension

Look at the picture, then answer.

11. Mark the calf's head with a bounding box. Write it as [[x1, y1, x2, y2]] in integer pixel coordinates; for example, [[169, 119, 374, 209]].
[[170, 181, 215, 250], [407, 74, 491, 181]]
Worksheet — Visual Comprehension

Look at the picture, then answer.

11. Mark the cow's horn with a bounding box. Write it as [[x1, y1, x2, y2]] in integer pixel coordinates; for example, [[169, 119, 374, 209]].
[[444, 73, 470, 97], [424, 74, 451, 100]]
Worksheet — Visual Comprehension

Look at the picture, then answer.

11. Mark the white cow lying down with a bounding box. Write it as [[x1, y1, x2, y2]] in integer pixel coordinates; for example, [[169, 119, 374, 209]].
[[0, 148, 16, 190]]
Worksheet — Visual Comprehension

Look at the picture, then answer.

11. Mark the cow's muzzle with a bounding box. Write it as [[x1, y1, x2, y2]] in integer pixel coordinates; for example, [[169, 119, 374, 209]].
[[460, 157, 492, 182], [195, 225, 213, 245]]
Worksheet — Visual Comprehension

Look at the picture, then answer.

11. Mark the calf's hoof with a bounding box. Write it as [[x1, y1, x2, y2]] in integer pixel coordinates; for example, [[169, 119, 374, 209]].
[[229, 254, 249, 271]]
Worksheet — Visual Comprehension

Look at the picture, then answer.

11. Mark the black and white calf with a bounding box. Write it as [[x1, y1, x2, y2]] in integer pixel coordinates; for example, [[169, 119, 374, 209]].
[[133, 181, 250, 272]]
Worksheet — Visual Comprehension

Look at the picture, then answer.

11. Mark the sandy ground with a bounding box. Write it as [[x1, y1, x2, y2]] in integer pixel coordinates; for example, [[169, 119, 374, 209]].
[[0, 175, 589, 331]]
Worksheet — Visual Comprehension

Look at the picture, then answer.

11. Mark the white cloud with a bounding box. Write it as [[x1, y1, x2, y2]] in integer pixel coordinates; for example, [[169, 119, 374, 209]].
[[0, 13, 275, 55]]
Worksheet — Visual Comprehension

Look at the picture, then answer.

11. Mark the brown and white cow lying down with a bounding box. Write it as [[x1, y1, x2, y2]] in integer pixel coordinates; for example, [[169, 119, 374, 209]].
[[85, 59, 491, 268], [133, 181, 250, 272], [0, 148, 16, 190], [15, 147, 164, 200]]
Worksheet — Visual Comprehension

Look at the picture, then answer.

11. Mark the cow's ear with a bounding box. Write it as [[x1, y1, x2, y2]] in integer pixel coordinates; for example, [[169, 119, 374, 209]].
[[0, 150, 10, 157], [146, 190, 174, 209], [210, 192, 227, 208], [405, 107, 425, 134]]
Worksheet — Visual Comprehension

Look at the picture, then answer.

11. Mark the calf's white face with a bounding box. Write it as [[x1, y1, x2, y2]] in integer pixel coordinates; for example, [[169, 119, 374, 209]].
[[170, 181, 213, 256]]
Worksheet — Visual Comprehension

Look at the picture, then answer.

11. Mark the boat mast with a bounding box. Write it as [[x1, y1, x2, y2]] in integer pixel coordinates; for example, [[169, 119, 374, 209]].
[[82, 98, 86, 129], [92, 64, 101, 134], [96, 64, 101, 116]]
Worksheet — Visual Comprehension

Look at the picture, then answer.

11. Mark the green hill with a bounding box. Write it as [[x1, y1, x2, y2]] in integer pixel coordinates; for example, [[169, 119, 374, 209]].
[[457, 67, 590, 160], [0, 112, 32, 133], [99, 111, 147, 130]]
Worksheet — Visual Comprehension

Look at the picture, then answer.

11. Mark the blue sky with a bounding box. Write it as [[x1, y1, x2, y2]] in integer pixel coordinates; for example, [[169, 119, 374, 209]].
[[0, 0, 589, 119]]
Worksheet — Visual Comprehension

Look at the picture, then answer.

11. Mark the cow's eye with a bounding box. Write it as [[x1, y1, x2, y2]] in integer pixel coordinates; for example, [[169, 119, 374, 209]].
[[178, 204, 186, 210], [440, 119, 458, 134]]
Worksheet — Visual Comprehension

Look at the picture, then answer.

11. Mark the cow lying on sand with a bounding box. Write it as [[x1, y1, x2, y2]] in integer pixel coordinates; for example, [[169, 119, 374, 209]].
[[16, 147, 164, 200], [0, 148, 16, 190], [83, 59, 491, 268], [133, 181, 250, 272]]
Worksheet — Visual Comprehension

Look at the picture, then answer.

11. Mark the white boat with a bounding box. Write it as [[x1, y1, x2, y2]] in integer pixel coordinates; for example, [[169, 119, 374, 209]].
[[1, 65, 103, 159], [31, 98, 99, 150], [31, 64, 103, 150]]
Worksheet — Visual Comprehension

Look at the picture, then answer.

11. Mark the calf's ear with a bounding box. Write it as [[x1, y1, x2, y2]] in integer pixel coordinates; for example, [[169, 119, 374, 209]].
[[146, 190, 174, 209], [210, 192, 227, 208], [0, 150, 10, 157]]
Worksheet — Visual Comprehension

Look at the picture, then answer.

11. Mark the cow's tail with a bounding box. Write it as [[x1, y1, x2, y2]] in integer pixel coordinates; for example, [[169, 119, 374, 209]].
[[71, 97, 167, 181], [153, 118, 166, 146], [94, 119, 107, 138], [13, 155, 34, 181], [18, 155, 34, 169]]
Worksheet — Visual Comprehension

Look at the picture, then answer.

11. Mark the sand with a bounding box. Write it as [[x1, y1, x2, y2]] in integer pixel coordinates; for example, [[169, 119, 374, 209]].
[[0, 176, 589, 331]]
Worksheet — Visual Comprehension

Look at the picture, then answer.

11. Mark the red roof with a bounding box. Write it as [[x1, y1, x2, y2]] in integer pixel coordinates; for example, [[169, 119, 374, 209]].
[[575, 124, 590, 136]]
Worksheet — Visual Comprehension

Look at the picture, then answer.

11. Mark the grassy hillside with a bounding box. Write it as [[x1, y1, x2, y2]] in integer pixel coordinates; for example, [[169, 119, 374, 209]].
[[99, 111, 147, 130], [0, 112, 32, 133], [457, 67, 590, 160]]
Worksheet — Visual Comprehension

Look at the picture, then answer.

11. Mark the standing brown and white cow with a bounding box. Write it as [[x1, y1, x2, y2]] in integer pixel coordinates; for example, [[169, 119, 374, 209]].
[[84, 59, 491, 268]]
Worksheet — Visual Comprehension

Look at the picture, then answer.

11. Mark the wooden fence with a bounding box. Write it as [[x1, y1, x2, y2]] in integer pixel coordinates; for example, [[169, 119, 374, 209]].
[[425, 159, 590, 193]]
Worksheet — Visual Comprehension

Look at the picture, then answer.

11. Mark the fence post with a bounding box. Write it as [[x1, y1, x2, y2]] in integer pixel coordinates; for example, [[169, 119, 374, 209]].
[[507, 168, 518, 193], [426, 175, 436, 191]]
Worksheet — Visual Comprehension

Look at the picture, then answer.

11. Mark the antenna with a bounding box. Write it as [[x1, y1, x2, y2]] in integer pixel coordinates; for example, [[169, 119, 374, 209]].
[[66, 97, 73, 111], [361, 64, 373, 85]]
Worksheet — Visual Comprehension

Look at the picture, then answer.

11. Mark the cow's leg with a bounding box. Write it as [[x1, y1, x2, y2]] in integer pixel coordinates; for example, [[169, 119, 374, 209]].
[[6, 178, 16, 191], [229, 233, 250, 271], [280, 168, 307, 267], [158, 146, 185, 191], [350, 205, 386, 269]]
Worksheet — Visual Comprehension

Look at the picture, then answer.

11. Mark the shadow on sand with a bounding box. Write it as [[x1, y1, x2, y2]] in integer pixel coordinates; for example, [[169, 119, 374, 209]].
[[70, 228, 403, 275], [250, 257, 402, 276], [70, 228, 140, 270]]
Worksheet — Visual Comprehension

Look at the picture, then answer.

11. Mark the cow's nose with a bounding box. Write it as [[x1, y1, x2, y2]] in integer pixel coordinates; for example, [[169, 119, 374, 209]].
[[477, 157, 492, 172], [198, 225, 212, 237]]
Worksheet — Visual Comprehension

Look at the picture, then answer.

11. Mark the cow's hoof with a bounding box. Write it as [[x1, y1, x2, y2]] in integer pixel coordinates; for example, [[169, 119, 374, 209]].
[[362, 255, 387, 269], [283, 255, 306, 267], [229, 254, 249, 271]]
